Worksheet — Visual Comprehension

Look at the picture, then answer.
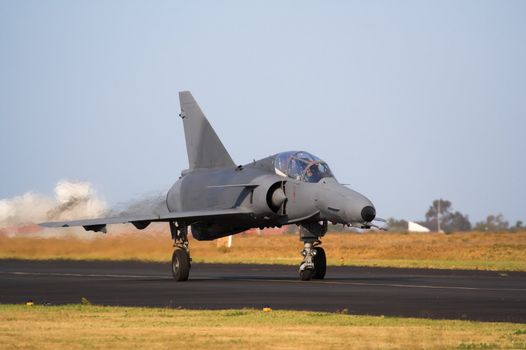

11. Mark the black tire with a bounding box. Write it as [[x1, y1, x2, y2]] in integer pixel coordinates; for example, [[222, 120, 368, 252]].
[[172, 249, 190, 281], [313, 247, 326, 279], [300, 268, 314, 281]]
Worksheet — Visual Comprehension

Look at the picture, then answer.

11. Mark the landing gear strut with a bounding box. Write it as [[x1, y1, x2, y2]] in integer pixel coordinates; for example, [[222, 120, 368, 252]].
[[299, 221, 327, 281], [170, 222, 191, 281]]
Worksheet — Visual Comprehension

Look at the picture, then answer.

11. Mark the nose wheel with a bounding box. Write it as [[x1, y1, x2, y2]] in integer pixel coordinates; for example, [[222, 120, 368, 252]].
[[299, 243, 326, 281], [313, 246, 326, 279]]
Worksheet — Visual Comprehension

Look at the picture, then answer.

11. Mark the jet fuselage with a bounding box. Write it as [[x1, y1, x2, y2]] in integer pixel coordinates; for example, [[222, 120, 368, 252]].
[[166, 154, 375, 240]]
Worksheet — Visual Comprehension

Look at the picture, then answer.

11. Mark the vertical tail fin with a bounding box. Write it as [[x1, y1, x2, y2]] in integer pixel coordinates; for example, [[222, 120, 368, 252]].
[[179, 91, 236, 169]]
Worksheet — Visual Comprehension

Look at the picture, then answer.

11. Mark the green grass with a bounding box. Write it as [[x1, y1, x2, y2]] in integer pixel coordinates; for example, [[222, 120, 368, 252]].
[[0, 304, 525, 349]]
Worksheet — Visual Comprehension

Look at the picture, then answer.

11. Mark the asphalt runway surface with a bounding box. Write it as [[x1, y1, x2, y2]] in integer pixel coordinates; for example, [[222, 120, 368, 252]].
[[0, 259, 525, 323]]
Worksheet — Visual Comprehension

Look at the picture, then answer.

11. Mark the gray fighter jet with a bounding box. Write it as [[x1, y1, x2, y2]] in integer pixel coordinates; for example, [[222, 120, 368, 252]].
[[41, 91, 379, 281]]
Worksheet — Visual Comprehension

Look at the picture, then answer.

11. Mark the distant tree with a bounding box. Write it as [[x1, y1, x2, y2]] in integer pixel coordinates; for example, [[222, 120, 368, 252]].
[[387, 218, 408, 232], [424, 199, 471, 232], [510, 220, 525, 233], [474, 214, 509, 232], [446, 211, 472, 232], [425, 199, 451, 232]]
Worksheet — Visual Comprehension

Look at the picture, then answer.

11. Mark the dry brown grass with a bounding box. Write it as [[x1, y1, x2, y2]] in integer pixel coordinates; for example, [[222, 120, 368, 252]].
[[0, 305, 525, 350], [1, 230, 526, 271]]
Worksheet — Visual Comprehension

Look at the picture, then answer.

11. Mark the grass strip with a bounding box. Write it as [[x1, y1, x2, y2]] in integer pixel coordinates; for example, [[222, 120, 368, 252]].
[[0, 304, 525, 349]]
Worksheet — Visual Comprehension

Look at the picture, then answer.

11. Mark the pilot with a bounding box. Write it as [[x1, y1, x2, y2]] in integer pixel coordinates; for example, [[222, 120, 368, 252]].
[[304, 163, 322, 182]]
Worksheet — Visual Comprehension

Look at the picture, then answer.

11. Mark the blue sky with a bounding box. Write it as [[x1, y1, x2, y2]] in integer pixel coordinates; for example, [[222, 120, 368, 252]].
[[1, 1, 525, 224]]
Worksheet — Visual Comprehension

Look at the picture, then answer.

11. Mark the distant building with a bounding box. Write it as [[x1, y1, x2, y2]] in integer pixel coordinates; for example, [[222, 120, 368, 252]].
[[408, 221, 431, 233]]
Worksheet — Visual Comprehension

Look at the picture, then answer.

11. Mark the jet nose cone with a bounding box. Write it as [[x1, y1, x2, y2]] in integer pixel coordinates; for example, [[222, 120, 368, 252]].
[[361, 206, 376, 222]]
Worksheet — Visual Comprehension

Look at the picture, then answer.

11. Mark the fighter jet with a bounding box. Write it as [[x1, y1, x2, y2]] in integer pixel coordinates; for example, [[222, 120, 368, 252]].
[[41, 91, 379, 281]]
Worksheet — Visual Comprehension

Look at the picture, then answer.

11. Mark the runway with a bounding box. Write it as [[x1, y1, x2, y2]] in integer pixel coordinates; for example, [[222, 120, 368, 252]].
[[1, 259, 525, 323]]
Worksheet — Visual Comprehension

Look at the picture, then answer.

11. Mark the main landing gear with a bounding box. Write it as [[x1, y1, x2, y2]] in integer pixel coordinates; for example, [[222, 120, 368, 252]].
[[170, 222, 191, 281], [299, 221, 327, 281]]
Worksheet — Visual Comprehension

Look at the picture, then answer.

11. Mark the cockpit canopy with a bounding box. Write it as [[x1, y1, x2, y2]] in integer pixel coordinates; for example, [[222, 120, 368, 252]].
[[274, 151, 334, 183]]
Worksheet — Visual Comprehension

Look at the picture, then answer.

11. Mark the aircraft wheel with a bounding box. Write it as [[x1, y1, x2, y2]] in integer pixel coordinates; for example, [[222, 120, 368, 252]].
[[313, 247, 326, 279], [299, 267, 314, 281], [172, 248, 190, 281]]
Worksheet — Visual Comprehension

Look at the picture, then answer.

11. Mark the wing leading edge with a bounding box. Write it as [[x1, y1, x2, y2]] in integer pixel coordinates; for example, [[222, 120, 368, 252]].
[[39, 208, 254, 233]]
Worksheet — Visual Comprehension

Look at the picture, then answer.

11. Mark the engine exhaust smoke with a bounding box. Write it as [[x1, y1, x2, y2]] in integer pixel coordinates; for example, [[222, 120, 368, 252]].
[[0, 181, 106, 236]]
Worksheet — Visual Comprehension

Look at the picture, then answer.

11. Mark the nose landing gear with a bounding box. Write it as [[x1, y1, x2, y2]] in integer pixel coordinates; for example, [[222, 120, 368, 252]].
[[299, 242, 316, 280], [299, 242, 327, 280], [299, 221, 327, 281]]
